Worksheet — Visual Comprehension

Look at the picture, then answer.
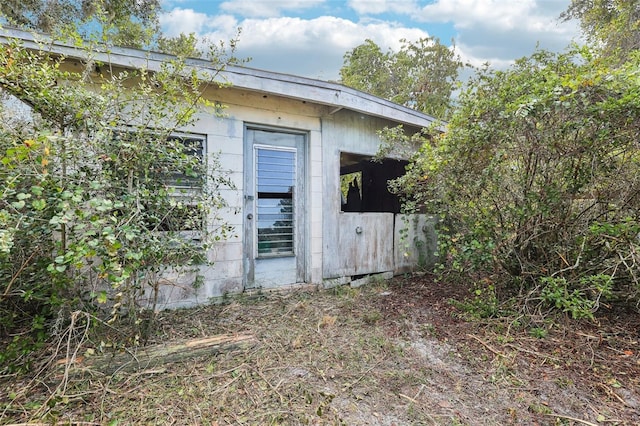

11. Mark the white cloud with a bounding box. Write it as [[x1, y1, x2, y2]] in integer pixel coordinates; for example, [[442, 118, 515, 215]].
[[159, 1, 581, 81], [415, 0, 580, 68], [454, 43, 515, 69], [193, 15, 429, 80], [418, 0, 537, 30], [347, 0, 419, 15], [227, 16, 425, 49], [219, 0, 326, 18], [158, 8, 211, 36]]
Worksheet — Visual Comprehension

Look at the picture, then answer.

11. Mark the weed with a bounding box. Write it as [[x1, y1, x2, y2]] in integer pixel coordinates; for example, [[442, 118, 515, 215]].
[[496, 335, 515, 344], [449, 283, 504, 319], [362, 310, 382, 325], [332, 284, 358, 299], [318, 315, 337, 329], [419, 323, 437, 337], [528, 403, 552, 415], [529, 327, 548, 339], [554, 377, 573, 389]]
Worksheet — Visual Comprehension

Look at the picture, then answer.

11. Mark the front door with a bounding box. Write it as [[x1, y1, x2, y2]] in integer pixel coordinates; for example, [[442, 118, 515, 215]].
[[244, 127, 306, 289]]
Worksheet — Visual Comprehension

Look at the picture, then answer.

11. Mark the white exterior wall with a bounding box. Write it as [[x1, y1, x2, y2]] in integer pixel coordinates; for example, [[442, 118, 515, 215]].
[[152, 88, 325, 308], [321, 110, 398, 280], [0, 28, 442, 311]]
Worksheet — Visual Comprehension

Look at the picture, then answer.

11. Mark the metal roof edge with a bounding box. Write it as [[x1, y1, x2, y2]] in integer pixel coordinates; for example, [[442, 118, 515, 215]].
[[0, 26, 445, 130]]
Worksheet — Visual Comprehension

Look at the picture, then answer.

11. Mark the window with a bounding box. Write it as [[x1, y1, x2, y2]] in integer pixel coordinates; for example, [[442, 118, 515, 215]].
[[161, 134, 206, 234], [164, 135, 205, 188], [109, 131, 206, 235], [340, 152, 407, 213], [256, 147, 295, 257]]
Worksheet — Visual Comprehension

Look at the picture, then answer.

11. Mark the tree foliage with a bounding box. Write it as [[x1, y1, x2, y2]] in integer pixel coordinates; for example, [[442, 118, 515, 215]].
[[389, 47, 640, 318], [157, 32, 203, 58], [0, 29, 237, 370], [0, 0, 161, 48], [340, 37, 463, 119], [562, 0, 640, 60]]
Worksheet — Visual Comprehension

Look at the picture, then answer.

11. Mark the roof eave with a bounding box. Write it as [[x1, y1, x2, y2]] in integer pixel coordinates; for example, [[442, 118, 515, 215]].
[[0, 27, 444, 130]]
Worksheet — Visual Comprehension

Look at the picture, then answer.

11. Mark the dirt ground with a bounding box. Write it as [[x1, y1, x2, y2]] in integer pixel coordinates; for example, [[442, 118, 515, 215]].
[[1, 275, 639, 425]]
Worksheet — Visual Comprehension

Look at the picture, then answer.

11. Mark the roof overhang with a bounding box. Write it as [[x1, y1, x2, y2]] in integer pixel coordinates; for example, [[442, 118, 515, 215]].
[[0, 27, 444, 130]]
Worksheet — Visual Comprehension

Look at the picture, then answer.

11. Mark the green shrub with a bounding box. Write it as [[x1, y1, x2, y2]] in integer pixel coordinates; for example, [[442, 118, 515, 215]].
[[386, 47, 640, 318], [0, 37, 236, 371]]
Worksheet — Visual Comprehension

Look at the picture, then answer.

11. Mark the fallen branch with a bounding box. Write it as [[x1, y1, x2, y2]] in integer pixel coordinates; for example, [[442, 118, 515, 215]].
[[544, 413, 599, 426], [504, 343, 561, 362], [466, 334, 506, 358], [343, 361, 381, 390], [399, 393, 419, 404], [61, 333, 256, 375], [5, 423, 99, 426], [1, 252, 36, 302]]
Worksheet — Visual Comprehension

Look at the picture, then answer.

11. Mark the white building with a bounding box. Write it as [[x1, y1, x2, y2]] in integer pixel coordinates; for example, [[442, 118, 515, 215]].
[[1, 27, 439, 308]]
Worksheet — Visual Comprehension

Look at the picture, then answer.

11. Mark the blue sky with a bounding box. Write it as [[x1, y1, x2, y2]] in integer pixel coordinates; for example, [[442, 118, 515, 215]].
[[159, 0, 581, 81]]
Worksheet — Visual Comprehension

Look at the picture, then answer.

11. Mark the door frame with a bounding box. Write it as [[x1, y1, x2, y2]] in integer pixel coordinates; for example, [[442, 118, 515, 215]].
[[243, 124, 308, 289]]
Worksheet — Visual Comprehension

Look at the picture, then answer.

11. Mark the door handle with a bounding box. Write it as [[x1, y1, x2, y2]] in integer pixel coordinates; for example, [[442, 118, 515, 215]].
[[247, 213, 253, 220]]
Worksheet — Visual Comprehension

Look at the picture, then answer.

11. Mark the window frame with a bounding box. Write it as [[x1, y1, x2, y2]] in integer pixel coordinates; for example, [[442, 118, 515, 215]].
[[253, 144, 297, 258], [339, 151, 407, 214]]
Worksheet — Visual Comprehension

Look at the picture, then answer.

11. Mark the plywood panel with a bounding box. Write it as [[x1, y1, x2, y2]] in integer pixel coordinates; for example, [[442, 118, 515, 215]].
[[325, 213, 394, 278]]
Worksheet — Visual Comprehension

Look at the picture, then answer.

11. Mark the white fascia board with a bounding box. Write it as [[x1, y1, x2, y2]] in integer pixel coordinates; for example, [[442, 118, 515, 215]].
[[221, 66, 441, 129], [0, 27, 443, 130]]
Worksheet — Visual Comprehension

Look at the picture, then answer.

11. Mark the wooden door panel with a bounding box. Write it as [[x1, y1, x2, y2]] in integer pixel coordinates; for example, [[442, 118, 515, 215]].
[[332, 213, 394, 277]]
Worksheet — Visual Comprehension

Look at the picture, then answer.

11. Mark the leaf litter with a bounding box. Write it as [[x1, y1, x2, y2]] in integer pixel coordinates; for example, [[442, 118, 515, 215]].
[[1, 275, 639, 425]]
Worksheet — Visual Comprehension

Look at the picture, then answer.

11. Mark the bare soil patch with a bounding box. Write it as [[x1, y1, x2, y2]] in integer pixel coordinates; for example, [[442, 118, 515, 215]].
[[1, 275, 639, 425]]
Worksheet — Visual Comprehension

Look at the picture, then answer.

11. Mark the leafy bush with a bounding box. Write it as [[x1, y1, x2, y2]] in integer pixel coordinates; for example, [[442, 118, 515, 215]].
[[387, 47, 640, 317], [0, 37, 236, 370]]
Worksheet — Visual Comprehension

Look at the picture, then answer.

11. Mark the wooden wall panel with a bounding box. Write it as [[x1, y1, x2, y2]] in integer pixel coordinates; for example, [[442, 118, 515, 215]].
[[326, 213, 395, 277]]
